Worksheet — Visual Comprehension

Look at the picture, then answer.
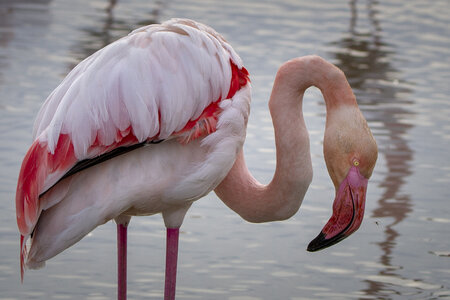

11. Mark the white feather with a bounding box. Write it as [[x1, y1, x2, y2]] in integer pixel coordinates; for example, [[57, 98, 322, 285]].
[[33, 19, 240, 159]]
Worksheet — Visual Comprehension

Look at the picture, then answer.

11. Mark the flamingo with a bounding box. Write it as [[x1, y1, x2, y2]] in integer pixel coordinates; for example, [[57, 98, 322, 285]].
[[16, 19, 377, 299]]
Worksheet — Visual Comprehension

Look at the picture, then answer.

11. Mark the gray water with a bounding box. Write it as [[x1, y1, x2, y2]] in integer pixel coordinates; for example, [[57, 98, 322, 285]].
[[1, 0, 449, 299]]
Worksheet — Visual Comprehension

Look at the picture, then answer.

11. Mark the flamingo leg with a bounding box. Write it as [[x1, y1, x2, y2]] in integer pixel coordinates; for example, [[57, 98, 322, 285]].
[[164, 227, 180, 300], [117, 222, 128, 300]]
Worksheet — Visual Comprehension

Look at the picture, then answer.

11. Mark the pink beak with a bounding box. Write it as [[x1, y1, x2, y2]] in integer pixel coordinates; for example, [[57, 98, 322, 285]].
[[307, 166, 368, 252]]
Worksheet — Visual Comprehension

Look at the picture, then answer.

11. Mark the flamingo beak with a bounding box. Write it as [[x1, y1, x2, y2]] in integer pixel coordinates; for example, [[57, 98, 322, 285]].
[[307, 166, 368, 252]]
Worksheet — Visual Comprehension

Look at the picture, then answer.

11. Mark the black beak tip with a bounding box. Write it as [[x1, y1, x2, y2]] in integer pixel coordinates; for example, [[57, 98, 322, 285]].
[[307, 231, 348, 252], [307, 231, 327, 252]]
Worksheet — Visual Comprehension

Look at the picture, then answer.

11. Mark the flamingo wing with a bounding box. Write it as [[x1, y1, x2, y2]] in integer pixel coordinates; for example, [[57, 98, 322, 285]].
[[16, 18, 249, 272]]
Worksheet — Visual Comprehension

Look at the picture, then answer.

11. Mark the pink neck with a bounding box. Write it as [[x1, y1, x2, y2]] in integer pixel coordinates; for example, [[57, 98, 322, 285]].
[[214, 56, 357, 222]]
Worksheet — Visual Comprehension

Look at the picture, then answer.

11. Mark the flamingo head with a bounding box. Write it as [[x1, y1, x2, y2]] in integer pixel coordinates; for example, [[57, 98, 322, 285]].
[[307, 105, 378, 252]]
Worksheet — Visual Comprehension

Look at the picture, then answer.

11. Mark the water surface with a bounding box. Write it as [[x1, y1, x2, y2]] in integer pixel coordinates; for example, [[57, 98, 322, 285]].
[[1, 0, 449, 299]]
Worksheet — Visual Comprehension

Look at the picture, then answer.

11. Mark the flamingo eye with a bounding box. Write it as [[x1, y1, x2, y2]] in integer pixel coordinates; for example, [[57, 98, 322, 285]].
[[353, 160, 360, 167]]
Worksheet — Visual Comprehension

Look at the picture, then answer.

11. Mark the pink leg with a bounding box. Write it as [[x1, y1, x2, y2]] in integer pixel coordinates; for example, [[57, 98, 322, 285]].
[[164, 228, 180, 300], [117, 223, 128, 300]]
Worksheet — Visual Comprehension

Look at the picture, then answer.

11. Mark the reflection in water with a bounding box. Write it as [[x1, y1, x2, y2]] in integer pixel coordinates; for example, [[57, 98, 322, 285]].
[[329, 0, 416, 298], [0, 7, 14, 60], [0, 0, 52, 86], [70, 0, 165, 67]]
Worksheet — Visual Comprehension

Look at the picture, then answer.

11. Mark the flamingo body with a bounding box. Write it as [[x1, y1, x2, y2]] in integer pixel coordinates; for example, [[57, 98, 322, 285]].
[[16, 18, 250, 272]]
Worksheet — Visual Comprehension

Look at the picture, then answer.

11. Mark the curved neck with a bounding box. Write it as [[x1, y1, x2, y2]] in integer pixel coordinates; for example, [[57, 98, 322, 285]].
[[214, 56, 356, 223]]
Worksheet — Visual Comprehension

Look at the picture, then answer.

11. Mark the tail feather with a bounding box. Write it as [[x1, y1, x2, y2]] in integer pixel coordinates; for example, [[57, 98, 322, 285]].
[[16, 134, 76, 237], [16, 134, 77, 280]]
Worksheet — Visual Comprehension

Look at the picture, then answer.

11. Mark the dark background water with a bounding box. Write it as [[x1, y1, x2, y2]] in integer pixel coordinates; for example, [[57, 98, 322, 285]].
[[0, 0, 449, 299]]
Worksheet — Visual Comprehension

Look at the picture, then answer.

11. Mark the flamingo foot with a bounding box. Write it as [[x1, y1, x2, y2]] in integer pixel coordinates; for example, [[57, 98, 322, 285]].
[[164, 227, 179, 300]]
